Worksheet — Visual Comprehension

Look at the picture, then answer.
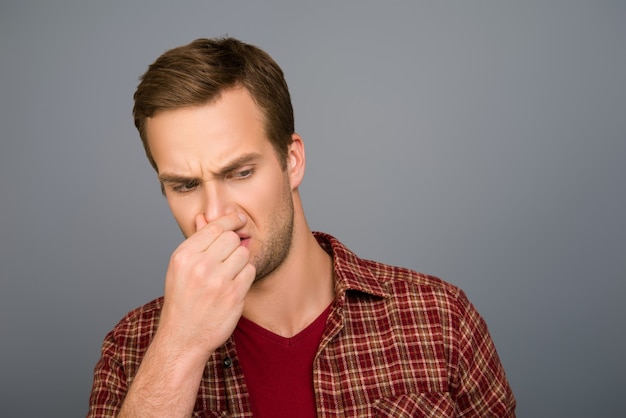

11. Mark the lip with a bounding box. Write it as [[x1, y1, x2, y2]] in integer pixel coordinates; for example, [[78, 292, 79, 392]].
[[238, 235, 251, 248]]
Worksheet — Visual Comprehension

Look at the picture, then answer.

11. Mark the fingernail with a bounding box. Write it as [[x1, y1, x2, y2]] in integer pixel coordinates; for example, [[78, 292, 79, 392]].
[[238, 213, 246, 222]]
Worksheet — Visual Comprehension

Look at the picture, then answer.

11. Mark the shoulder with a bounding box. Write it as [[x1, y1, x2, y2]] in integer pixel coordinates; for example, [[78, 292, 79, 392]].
[[106, 297, 164, 350], [367, 258, 468, 303], [365, 258, 462, 294], [314, 231, 475, 320], [360, 258, 474, 318], [115, 297, 163, 328]]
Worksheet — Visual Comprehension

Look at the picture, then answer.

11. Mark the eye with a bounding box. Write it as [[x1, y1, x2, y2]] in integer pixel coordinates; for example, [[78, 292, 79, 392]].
[[171, 179, 200, 193], [226, 168, 254, 180]]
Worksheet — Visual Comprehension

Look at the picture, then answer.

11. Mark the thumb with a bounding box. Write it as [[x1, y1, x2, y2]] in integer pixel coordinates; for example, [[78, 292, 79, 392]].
[[194, 213, 208, 231]]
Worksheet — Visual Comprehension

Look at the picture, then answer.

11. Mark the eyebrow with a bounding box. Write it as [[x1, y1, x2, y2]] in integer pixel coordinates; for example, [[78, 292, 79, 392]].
[[158, 152, 262, 184]]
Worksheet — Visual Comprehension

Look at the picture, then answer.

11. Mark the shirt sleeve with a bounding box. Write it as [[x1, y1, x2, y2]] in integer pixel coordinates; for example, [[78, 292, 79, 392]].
[[86, 329, 128, 418], [451, 293, 516, 417]]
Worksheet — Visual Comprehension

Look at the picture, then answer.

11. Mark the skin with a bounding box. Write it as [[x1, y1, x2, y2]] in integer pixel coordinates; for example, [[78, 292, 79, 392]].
[[118, 87, 335, 417]]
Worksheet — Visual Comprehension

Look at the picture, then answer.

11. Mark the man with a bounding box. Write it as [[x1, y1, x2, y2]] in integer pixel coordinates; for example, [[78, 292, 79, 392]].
[[88, 37, 515, 417]]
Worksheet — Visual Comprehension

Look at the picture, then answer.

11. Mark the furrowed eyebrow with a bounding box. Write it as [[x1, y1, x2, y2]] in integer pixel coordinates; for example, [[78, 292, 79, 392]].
[[217, 152, 261, 175], [158, 174, 198, 184], [158, 152, 262, 184]]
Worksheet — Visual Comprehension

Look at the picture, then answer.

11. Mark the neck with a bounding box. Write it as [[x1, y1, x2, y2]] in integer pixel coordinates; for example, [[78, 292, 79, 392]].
[[242, 206, 335, 338]]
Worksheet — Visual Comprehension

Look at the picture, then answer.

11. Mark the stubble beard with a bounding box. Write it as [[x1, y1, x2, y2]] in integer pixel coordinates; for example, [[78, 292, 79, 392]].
[[251, 183, 295, 282]]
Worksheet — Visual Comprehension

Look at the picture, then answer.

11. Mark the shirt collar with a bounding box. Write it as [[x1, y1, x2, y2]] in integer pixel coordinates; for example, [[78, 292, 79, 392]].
[[313, 231, 389, 302]]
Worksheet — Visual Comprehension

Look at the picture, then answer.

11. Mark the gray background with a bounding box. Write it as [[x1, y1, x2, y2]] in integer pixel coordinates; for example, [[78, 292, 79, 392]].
[[1, 1, 624, 416]]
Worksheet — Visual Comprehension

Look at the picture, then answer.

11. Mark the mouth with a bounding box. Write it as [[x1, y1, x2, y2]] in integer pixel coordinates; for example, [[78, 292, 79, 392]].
[[238, 234, 251, 248]]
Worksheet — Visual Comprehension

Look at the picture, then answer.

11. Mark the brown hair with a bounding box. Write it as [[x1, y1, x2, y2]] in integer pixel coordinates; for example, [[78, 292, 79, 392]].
[[133, 37, 294, 171]]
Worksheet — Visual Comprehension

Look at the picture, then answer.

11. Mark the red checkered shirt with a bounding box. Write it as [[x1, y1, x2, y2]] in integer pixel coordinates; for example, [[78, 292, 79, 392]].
[[88, 232, 515, 417]]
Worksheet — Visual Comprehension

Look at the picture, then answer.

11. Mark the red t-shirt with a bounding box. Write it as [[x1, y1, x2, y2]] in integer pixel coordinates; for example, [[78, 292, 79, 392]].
[[233, 305, 331, 417]]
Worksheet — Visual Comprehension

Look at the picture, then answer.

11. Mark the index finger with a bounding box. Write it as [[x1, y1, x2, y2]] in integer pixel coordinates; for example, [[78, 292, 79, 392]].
[[185, 212, 247, 252]]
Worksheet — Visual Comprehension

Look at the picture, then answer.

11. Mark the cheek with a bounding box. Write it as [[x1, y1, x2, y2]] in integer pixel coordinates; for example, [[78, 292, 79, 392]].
[[229, 194, 265, 232], [249, 176, 291, 224]]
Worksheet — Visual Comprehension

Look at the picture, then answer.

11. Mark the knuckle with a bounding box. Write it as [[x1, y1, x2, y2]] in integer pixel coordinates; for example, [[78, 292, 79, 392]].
[[214, 230, 239, 249], [233, 246, 250, 261], [223, 231, 241, 246], [170, 248, 191, 266], [205, 223, 223, 237]]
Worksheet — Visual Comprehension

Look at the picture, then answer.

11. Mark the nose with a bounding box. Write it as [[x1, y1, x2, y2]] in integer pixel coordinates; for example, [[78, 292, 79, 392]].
[[203, 182, 236, 223]]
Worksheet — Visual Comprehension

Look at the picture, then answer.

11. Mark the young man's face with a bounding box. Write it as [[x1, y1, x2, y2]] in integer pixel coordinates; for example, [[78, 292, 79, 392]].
[[145, 87, 302, 281]]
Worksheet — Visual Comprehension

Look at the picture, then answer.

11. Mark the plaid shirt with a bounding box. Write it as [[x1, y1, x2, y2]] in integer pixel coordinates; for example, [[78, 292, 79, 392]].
[[88, 232, 515, 417]]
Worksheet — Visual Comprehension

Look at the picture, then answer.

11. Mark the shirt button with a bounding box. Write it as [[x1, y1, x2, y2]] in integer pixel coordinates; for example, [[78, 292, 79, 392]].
[[223, 357, 232, 368]]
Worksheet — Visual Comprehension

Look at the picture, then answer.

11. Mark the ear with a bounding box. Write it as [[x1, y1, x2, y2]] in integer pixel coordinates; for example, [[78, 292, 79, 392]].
[[286, 133, 306, 189]]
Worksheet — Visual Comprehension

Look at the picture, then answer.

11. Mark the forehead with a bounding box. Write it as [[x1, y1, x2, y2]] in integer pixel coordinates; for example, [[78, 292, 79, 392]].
[[145, 88, 273, 173]]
